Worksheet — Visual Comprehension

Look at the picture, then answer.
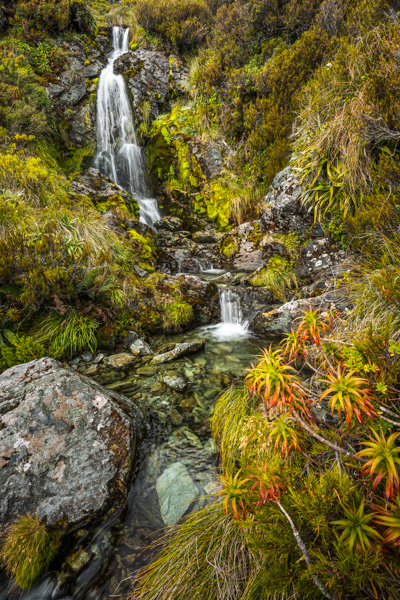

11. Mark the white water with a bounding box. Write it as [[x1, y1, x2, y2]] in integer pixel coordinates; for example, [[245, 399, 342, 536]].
[[95, 27, 161, 228], [206, 287, 250, 340]]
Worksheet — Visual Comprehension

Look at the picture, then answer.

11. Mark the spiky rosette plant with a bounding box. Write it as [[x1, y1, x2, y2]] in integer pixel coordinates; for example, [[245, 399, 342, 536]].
[[295, 308, 332, 347], [245, 347, 309, 417], [217, 470, 250, 521], [250, 463, 284, 507], [374, 496, 400, 553], [319, 366, 377, 426], [332, 501, 382, 553], [357, 430, 400, 499], [268, 415, 304, 457]]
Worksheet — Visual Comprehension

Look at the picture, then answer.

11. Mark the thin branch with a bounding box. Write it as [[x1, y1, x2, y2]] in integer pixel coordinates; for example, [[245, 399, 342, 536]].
[[292, 410, 354, 457], [275, 500, 339, 600]]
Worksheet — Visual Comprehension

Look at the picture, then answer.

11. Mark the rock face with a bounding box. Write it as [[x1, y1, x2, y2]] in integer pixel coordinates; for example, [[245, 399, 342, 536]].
[[0, 358, 144, 527], [261, 167, 314, 234], [114, 49, 188, 125]]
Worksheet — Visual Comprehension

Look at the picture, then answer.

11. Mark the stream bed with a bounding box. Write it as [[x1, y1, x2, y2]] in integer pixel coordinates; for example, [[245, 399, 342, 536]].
[[0, 325, 272, 600]]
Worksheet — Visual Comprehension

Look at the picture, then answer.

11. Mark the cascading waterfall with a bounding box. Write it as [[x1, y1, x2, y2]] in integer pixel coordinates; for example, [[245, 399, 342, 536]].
[[207, 287, 249, 339], [95, 26, 161, 228]]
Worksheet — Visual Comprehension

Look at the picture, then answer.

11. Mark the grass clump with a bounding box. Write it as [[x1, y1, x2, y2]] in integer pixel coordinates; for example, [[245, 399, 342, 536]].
[[0, 334, 46, 371], [249, 256, 297, 302], [0, 515, 61, 590], [163, 300, 194, 331], [39, 312, 98, 358]]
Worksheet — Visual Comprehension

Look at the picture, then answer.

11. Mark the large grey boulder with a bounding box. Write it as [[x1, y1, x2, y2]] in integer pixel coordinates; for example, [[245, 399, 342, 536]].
[[261, 167, 313, 234], [0, 358, 145, 527]]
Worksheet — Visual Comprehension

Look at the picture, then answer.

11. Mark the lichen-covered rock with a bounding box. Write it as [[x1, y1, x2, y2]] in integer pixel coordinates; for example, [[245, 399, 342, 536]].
[[71, 168, 140, 222], [261, 167, 314, 234], [114, 50, 188, 125], [0, 358, 145, 527], [154, 216, 184, 232], [294, 237, 348, 281], [220, 221, 267, 272]]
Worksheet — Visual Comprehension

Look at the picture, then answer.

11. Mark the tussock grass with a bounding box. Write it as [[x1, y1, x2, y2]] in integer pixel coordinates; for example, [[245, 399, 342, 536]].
[[249, 257, 297, 302], [0, 515, 61, 590], [131, 501, 268, 600]]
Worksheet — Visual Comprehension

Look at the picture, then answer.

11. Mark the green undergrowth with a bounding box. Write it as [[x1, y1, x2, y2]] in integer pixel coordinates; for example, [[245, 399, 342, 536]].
[[249, 256, 298, 302]]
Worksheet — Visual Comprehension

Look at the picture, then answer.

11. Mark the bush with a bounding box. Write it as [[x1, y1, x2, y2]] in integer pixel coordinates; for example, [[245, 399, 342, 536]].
[[0, 334, 46, 371], [163, 300, 193, 331], [0, 515, 61, 590], [13, 0, 71, 33], [135, 0, 210, 50]]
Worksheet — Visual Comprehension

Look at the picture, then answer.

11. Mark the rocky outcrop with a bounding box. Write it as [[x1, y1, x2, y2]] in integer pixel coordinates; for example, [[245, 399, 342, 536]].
[[114, 49, 188, 126], [47, 38, 106, 149], [0, 358, 145, 528], [260, 166, 314, 235]]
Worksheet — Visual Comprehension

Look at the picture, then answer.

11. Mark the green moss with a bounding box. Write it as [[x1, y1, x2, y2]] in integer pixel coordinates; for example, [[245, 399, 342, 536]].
[[249, 256, 297, 302], [220, 236, 239, 260], [163, 300, 193, 331]]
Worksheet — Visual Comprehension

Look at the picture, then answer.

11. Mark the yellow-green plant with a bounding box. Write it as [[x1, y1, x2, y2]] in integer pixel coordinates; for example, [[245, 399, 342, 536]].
[[357, 430, 400, 499], [163, 300, 193, 331], [39, 312, 98, 358], [268, 415, 304, 457], [217, 470, 250, 520], [249, 256, 297, 302], [332, 501, 381, 553], [0, 515, 61, 590]]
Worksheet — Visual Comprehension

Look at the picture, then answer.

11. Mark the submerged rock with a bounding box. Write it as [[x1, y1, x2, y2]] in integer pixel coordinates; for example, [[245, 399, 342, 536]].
[[156, 462, 198, 527], [162, 372, 188, 392], [0, 358, 144, 527], [153, 340, 206, 364], [130, 338, 153, 356], [107, 353, 137, 370]]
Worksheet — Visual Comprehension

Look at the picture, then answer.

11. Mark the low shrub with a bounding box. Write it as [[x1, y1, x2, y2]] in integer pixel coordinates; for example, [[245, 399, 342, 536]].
[[39, 312, 98, 358], [249, 256, 297, 302], [135, 0, 210, 50], [0, 334, 46, 371]]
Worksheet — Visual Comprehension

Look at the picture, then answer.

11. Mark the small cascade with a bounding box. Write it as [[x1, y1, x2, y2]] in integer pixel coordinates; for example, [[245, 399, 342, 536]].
[[95, 26, 161, 228], [206, 287, 250, 340]]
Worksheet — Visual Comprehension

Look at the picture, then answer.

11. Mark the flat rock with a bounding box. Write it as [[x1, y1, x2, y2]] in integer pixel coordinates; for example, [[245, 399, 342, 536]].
[[156, 462, 198, 527], [162, 372, 188, 392], [0, 358, 144, 527], [153, 340, 206, 364], [107, 353, 137, 370]]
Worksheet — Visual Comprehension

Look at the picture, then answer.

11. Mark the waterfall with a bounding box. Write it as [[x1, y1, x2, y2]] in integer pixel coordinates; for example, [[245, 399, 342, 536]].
[[95, 26, 161, 228], [206, 287, 249, 340]]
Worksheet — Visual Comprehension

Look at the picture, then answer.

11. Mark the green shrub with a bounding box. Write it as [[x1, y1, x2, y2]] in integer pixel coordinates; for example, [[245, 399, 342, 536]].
[[39, 312, 98, 358], [0, 515, 61, 590], [249, 256, 297, 301], [135, 0, 210, 50], [14, 0, 71, 33], [0, 334, 46, 371]]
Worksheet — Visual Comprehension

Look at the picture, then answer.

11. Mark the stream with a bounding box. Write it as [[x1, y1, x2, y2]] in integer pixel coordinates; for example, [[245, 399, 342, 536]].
[[0, 27, 272, 600]]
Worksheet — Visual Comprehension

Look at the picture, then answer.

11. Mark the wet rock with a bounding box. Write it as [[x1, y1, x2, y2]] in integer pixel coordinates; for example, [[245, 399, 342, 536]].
[[260, 166, 313, 234], [107, 353, 137, 370], [0, 358, 144, 527], [114, 50, 188, 125], [171, 427, 203, 449], [154, 215, 184, 232], [153, 340, 206, 364], [168, 407, 183, 426], [192, 230, 219, 244], [47, 82, 66, 99], [156, 462, 198, 526], [130, 339, 153, 356], [65, 548, 91, 573], [162, 372, 188, 392], [82, 351, 93, 363], [71, 168, 139, 219], [220, 221, 266, 272]]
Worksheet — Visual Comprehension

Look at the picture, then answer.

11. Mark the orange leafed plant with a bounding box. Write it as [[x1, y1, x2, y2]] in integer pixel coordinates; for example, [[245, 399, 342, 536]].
[[357, 429, 400, 499], [294, 308, 332, 347], [374, 496, 400, 553], [250, 463, 284, 507], [217, 470, 250, 521], [319, 366, 377, 426], [245, 347, 309, 417]]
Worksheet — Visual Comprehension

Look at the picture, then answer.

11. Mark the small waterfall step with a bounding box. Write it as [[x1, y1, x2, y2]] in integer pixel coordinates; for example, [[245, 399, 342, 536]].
[[95, 27, 161, 228], [205, 286, 250, 340]]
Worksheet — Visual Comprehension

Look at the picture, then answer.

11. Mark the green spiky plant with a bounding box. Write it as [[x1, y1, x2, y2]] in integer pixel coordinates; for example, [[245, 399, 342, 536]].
[[357, 429, 400, 499], [332, 501, 382, 553]]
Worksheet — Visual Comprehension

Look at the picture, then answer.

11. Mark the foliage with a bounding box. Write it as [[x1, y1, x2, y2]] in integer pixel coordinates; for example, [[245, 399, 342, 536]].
[[249, 256, 297, 301], [319, 367, 377, 426], [39, 312, 98, 358], [357, 429, 400, 499], [163, 300, 194, 331], [0, 515, 61, 590], [332, 500, 381, 553], [13, 0, 71, 34], [0, 334, 46, 372], [135, 0, 210, 50]]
